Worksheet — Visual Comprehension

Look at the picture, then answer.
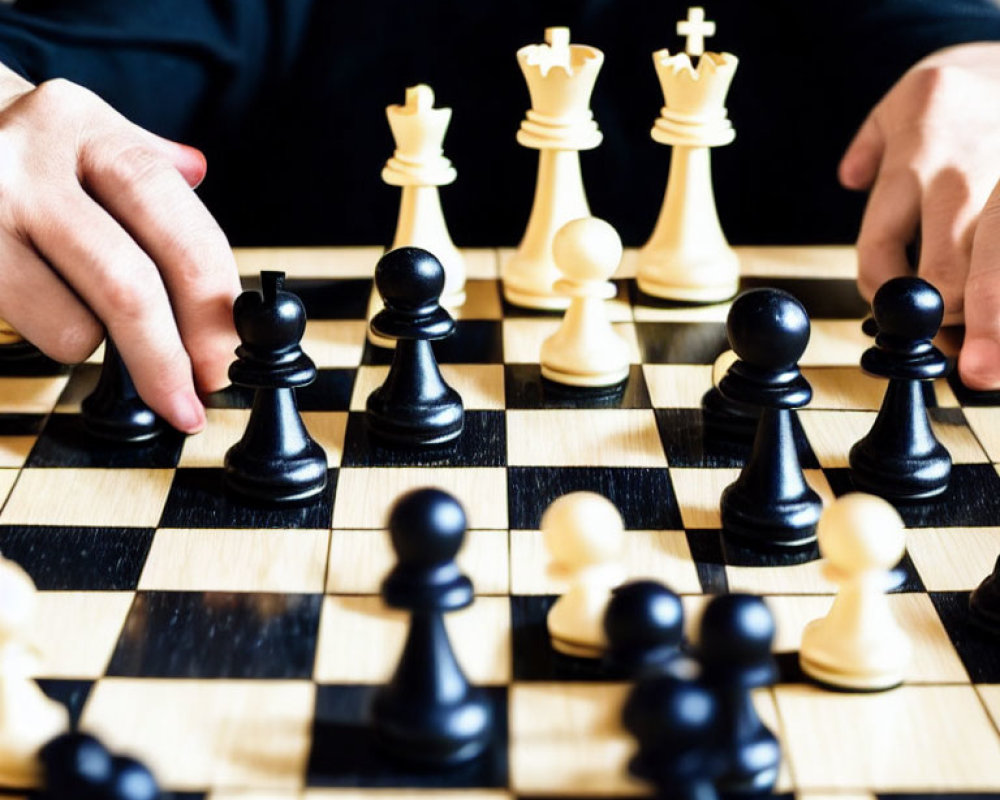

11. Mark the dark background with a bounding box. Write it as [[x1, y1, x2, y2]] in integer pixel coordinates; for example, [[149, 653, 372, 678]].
[[2, 0, 1000, 248]]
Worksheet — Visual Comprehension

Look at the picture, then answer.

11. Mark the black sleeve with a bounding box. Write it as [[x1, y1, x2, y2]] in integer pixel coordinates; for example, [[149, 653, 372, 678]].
[[0, 0, 316, 142]]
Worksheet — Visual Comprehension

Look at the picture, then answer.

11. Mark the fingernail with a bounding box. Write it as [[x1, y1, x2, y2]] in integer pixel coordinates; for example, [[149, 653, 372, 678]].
[[168, 392, 206, 434]]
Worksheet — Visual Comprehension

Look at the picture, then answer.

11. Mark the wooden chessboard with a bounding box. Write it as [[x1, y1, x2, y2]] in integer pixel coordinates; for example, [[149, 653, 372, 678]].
[[0, 245, 998, 799]]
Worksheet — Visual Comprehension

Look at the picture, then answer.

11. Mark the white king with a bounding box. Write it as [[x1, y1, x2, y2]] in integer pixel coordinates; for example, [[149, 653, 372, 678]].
[[638, 8, 740, 303], [382, 84, 466, 309], [504, 28, 604, 310]]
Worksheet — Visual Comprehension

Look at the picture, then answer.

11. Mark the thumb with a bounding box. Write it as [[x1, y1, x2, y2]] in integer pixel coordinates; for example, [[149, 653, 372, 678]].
[[959, 180, 1000, 390], [145, 133, 208, 189], [839, 112, 885, 191]]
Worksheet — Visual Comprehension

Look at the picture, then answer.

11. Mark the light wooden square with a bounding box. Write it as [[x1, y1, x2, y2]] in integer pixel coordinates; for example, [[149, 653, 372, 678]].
[[502, 319, 640, 364], [0, 468, 18, 506], [800, 320, 869, 367], [964, 406, 1000, 462], [797, 409, 987, 468], [0, 436, 34, 468], [508, 682, 641, 796], [509, 529, 700, 595], [303, 320, 367, 368], [506, 409, 666, 467], [326, 529, 509, 595], [738, 245, 857, 279], [139, 529, 329, 593], [725, 557, 836, 596], [978, 685, 1000, 729], [179, 409, 346, 468], [83, 679, 315, 791], [211, 791, 302, 800], [314, 595, 510, 685], [776, 685, 1000, 791], [34, 591, 134, 679], [802, 368, 890, 411], [0, 376, 68, 414], [669, 468, 833, 529], [765, 593, 967, 683], [451, 278, 502, 319], [0, 468, 173, 527], [642, 364, 713, 408], [235, 246, 382, 279], [349, 365, 504, 411], [332, 467, 508, 530], [906, 527, 1000, 591], [303, 792, 512, 800]]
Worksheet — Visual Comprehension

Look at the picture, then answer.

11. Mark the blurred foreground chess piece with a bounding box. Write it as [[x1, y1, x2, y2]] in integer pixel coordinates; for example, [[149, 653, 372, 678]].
[[0, 556, 68, 787], [696, 593, 781, 794], [637, 7, 740, 303], [850, 276, 951, 500], [224, 271, 327, 504], [382, 84, 465, 309], [719, 289, 821, 548], [81, 339, 162, 443], [603, 580, 685, 679], [372, 488, 493, 765], [504, 27, 603, 310], [799, 493, 911, 691], [41, 732, 161, 800], [970, 554, 1000, 636], [624, 673, 727, 800], [540, 217, 630, 387], [543, 491, 626, 658]]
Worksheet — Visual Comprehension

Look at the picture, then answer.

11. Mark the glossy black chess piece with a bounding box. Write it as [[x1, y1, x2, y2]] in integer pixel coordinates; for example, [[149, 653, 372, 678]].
[[81, 339, 162, 442], [41, 732, 114, 799], [603, 580, 684, 679], [970, 554, 1000, 636], [696, 593, 781, 794], [701, 349, 759, 441], [106, 755, 161, 800], [367, 247, 463, 446], [372, 488, 492, 765], [849, 276, 951, 501], [719, 289, 821, 548], [224, 271, 327, 505], [623, 673, 727, 800]]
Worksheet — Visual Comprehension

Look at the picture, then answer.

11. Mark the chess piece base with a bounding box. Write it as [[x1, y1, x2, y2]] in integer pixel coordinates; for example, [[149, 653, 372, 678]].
[[366, 390, 464, 447], [540, 362, 629, 388], [0, 686, 69, 788], [224, 445, 328, 505], [849, 439, 951, 501], [502, 280, 571, 311], [80, 403, 161, 444], [721, 481, 821, 549], [799, 652, 904, 692], [636, 261, 739, 304], [550, 633, 605, 660]]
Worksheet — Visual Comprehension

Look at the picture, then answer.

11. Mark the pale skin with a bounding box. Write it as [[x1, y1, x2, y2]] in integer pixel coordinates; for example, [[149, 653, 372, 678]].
[[0, 63, 240, 434], [841, 42, 1000, 389], [0, 41, 999, 432]]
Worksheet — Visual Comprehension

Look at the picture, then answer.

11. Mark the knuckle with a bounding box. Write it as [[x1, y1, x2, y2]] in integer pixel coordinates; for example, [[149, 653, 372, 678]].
[[103, 273, 159, 321], [96, 142, 172, 187], [46, 319, 102, 364]]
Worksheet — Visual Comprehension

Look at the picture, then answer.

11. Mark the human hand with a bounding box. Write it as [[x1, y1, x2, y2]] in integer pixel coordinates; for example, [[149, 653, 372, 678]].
[[0, 64, 240, 431], [839, 42, 1000, 389]]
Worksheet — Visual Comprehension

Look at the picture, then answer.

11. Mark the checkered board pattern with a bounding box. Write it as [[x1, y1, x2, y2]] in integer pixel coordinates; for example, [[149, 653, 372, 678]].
[[0, 245, 998, 800]]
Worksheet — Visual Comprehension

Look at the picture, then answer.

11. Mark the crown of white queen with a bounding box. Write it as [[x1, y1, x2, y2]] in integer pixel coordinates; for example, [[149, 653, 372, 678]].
[[383, 84, 456, 187], [651, 49, 738, 148], [516, 27, 603, 151]]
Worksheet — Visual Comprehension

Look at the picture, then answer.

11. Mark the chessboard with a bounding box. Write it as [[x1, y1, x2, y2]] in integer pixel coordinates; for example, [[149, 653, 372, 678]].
[[0, 244, 998, 799]]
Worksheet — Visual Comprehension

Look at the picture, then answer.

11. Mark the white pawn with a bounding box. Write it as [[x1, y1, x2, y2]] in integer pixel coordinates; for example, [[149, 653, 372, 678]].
[[0, 556, 68, 786], [799, 493, 911, 691], [540, 217, 630, 387], [543, 492, 627, 658]]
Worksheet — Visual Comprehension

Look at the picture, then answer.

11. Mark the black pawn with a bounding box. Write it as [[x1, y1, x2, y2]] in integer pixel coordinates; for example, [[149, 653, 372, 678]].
[[719, 289, 821, 548], [372, 488, 492, 765], [603, 580, 684, 679], [970, 554, 1000, 635], [849, 276, 951, 500], [106, 755, 161, 800], [40, 732, 114, 799], [81, 339, 161, 442], [623, 674, 727, 800], [702, 351, 759, 441], [223, 271, 327, 504], [696, 594, 781, 794], [367, 248, 463, 446]]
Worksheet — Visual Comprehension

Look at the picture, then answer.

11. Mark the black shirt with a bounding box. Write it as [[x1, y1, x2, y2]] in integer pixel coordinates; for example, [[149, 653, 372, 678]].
[[0, 0, 998, 247]]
